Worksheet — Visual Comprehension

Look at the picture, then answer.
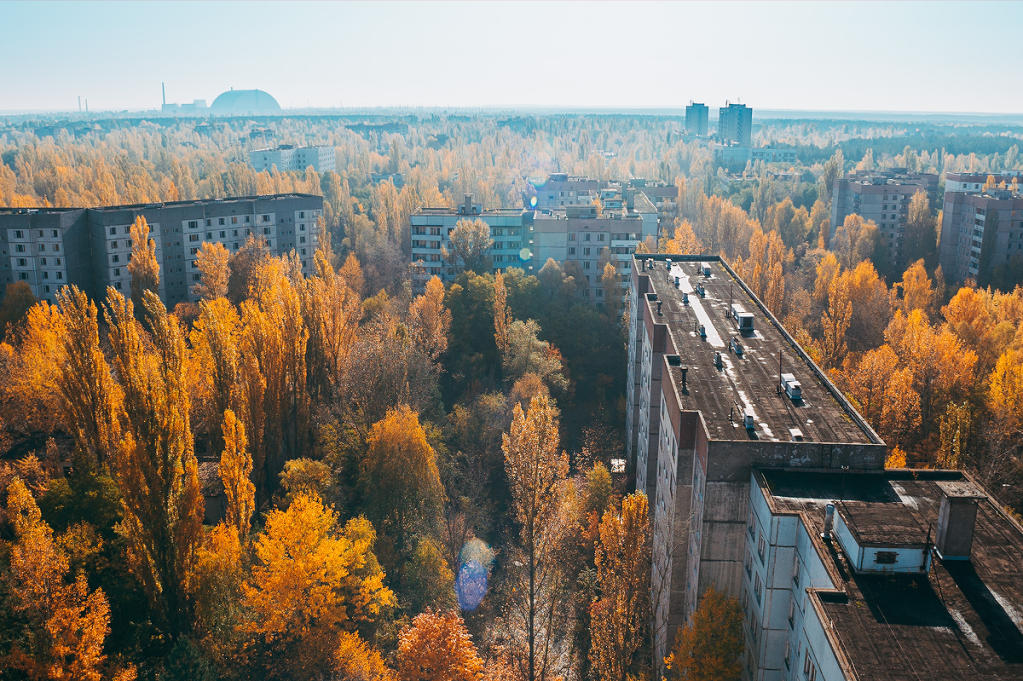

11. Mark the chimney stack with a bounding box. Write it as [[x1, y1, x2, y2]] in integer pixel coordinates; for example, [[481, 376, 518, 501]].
[[656, 301, 663, 316], [162, 82, 166, 106], [822, 503, 835, 540], [935, 481, 986, 560]]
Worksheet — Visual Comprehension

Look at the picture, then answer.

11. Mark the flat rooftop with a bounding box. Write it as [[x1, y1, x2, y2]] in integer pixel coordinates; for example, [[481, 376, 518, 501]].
[[0, 194, 321, 214], [640, 255, 877, 445], [758, 469, 1023, 678]]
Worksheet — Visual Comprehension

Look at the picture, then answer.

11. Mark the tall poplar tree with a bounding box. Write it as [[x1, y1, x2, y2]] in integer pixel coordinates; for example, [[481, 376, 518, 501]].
[[104, 289, 203, 637]]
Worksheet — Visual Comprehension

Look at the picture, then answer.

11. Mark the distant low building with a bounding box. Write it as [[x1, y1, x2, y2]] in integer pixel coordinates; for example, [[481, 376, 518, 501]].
[[250, 145, 336, 173], [714, 144, 797, 166]]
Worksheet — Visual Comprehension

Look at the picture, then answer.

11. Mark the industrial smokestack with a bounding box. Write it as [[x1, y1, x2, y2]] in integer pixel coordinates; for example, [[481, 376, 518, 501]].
[[162, 82, 166, 106], [78, 96, 81, 112]]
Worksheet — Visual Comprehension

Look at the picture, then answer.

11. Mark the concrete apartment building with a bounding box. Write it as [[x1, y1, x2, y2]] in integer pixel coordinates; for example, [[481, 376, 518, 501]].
[[938, 173, 1023, 284], [409, 195, 530, 292], [715, 145, 798, 166], [532, 189, 658, 300], [718, 103, 753, 147], [627, 253, 1023, 680], [686, 102, 709, 137], [1, 194, 323, 307], [249, 145, 336, 173], [411, 176, 674, 296], [830, 170, 940, 271]]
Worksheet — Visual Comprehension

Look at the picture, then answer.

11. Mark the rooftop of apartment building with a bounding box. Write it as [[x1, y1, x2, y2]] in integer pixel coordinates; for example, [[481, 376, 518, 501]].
[[840, 169, 939, 187], [755, 468, 1023, 678], [637, 254, 878, 445], [0, 194, 322, 216]]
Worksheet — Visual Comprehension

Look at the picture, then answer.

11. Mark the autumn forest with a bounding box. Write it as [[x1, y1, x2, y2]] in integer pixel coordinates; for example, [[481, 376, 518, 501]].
[[1, 113, 1022, 681]]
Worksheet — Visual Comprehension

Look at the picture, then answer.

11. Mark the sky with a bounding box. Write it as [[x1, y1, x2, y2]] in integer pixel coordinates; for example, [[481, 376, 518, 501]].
[[2, 1, 1022, 114]]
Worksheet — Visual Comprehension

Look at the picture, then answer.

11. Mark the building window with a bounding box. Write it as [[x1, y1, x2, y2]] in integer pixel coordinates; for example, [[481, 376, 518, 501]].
[[56, 272, 62, 280], [38, 244, 45, 252], [748, 510, 756, 538], [569, 233, 576, 241], [190, 248, 198, 255], [598, 233, 605, 241], [584, 233, 591, 241], [206, 232, 213, 239], [233, 230, 238, 237], [193, 274, 201, 281], [55, 259, 60, 266], [42, 271, 48, 279], [263, 228, 271, 235], [220, 231, 226, 238], [758, 533, 766, 563], [754, 572, 762, 603], [218, 218, 225, 226], [745, 550, 753, 577], [40, 258, 47, 266], [18, 273, 26, 280], [300, 236, 306, 244], [299, 211, 305, 218], [112, 255, 119, 263], [188, 220, 198, 229], [231, 216, 238, 224], [115, 281, 121, 289], [784, 641, 791, 669], [300, 224, 305, 231], [206, 219, 212, 227], [583, 247, 591, 256], [189, 235, 199, 242], [51, 230, 58, 238], [111, 241, 118, 249], [44, 285, 50, 293], [114, 269, 120, 276], [789, 599, 796, 627], [53, 244, 59, 252], [245, 216, 250, 223], [14, 230, 23, 238], [569, 247, 576, 255], [262, 215, 270, 222], [15, 245, 24, 252]]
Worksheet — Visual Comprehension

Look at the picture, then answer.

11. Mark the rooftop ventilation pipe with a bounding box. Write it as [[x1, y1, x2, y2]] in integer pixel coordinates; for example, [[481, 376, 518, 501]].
[[680, 366, 688, 392], [935, 481, 986, 560], [822, 503, 835, 540], [656, 301, 663, 316]]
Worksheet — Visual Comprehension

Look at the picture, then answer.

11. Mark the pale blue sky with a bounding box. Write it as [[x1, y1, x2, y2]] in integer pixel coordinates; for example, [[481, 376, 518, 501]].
[[2, 1, 1021, 113]]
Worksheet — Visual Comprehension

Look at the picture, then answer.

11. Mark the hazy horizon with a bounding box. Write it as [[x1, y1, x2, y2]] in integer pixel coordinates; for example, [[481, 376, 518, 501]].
[[3, 0, 1022, 115]]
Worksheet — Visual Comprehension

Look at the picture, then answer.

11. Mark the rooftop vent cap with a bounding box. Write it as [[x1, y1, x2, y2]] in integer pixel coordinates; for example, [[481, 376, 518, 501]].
[[743, 408, 755, 429], [789, 428, 804, 442], [935, 481, 986, 561], [822, 503, 835, 539]]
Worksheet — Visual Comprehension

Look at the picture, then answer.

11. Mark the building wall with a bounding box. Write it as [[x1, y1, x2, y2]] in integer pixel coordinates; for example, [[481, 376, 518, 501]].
[[250, 146, 336, 173], [743, 475, 846, 681], [686, 103, 709, 137], [830, 173, 938, 271], [1, 195, 322, 308], [937, 186, 1023, 285], [719, 104, 753, 147]]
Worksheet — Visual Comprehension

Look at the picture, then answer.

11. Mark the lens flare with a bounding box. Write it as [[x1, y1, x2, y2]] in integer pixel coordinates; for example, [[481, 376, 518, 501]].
[[519, 247, 532, 261], [529, 196, 538, 208], [456, 538, 494, 611]]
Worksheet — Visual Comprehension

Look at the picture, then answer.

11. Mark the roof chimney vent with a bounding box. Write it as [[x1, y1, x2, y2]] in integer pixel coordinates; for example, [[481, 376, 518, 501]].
[[935, 481, 986, 561], [656, 301, 663, 316], [822, 503, 835, 540]]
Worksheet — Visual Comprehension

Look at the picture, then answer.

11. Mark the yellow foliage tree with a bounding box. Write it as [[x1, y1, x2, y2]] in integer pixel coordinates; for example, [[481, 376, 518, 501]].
[[104, 289, 203, 636], [127, 216, 160, 316], [590, 492, 652, 681], [220, 409, 255, 539], [362, 405, 444, 554], [664, 585, 742, 681], [409, 275, 452, 363], [397, 610, 484, 681], [663, 219, 702, 255], [502, 393, 569, 681], [4, 478, 114, 681], [989, 349, 1023, 440], [193, 241, 231, 301], [240, 493, 395, 680]]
